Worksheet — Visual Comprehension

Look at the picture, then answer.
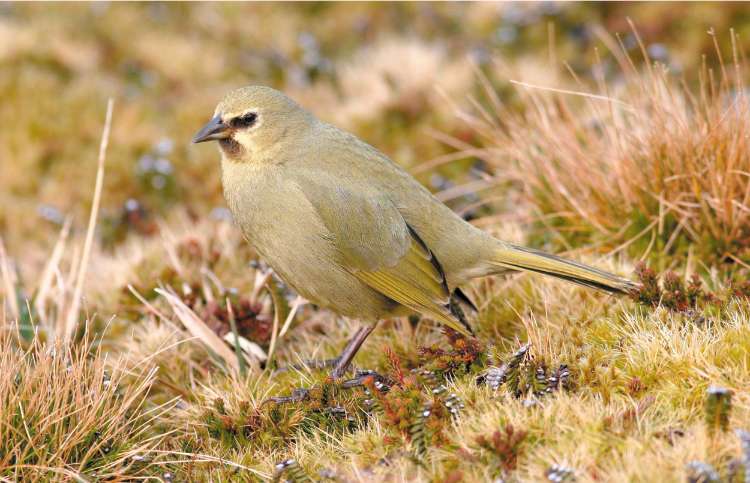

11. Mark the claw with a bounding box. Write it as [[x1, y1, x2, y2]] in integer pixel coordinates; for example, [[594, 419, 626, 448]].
[[263, 387, 311, 405], [261, 370, 392, 406], [340, 370, 392, 391]]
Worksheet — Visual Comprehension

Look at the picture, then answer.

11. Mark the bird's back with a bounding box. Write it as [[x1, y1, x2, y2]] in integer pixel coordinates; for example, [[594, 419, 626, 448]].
[[287, 121, 500, 287]]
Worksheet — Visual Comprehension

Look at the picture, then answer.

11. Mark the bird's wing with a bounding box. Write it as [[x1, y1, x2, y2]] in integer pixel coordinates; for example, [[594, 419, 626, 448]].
[[295, 176, 471, 335]]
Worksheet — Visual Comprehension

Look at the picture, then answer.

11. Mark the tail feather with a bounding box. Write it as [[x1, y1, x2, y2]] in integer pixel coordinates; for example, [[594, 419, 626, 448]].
[[491, 244, 638, 294]]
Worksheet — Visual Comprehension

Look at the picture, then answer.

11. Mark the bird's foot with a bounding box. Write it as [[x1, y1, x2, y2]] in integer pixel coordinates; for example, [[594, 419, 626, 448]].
[[264, 387, 312, 405], [263, 369, 392, 406], [338, 369, 391, 391]]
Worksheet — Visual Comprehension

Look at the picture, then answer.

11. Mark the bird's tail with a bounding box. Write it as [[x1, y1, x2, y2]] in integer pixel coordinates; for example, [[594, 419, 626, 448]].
[[489, 244, 638, 294]]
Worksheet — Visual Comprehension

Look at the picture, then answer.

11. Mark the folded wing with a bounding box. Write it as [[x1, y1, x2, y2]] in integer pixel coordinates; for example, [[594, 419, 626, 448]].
[[296, 175, 471, 335]]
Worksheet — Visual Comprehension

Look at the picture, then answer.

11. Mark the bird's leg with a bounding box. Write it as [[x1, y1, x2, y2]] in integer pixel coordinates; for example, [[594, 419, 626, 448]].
[[272, 323, 377, 377], [331, 324, 376, 379], [263, 324, 382, 407]]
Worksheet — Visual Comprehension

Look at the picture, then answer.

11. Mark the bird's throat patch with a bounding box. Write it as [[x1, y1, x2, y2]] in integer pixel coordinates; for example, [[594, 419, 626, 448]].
[[219, 137, 243, 159]]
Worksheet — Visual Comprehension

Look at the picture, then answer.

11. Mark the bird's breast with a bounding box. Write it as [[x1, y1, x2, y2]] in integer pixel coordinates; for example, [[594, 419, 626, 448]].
[[219, 160, 398, 320]]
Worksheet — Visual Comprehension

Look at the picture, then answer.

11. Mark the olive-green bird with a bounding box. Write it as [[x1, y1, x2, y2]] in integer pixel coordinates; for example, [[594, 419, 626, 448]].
[[193, 85, 636, 378]]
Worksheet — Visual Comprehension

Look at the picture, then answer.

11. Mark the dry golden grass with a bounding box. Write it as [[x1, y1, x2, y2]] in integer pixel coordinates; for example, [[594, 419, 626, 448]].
[[118, 261, 749, 482], [460, 29, 750, 267], [1, 214, 749, 481], [0, 328, 172, 481]]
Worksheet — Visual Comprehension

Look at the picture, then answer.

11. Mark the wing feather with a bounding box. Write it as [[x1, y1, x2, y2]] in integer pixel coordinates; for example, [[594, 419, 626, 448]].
[[354, 234, 472, 335], [295, 176, 471, 335]]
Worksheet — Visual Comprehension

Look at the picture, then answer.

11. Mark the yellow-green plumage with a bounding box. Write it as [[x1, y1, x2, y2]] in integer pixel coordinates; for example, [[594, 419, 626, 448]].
[[195, 86, 636, 337]]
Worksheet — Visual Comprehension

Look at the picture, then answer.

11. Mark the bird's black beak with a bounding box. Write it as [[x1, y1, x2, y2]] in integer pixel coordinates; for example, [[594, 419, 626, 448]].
[[192, 115, 229, 143]]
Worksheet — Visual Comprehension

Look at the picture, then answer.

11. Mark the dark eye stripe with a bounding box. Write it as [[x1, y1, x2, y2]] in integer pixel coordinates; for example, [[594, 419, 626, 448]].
[[230, 112, 258, 128]]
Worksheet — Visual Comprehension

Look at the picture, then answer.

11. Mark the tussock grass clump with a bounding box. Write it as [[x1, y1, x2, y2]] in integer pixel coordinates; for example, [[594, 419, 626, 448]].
[[467, 31, 750, 266], [0, 330, 169, 480]]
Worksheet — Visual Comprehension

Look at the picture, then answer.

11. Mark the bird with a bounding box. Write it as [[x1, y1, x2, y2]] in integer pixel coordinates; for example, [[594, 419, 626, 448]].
[[193, 85, 636, 378]]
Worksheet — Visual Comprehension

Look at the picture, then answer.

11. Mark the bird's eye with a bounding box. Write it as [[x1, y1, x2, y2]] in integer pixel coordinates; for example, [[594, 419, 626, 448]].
[[230, 112, 258, 129]]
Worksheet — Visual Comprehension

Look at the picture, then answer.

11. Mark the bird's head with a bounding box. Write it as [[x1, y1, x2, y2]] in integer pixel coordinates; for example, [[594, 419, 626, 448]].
[[192, 85, 314, 161]]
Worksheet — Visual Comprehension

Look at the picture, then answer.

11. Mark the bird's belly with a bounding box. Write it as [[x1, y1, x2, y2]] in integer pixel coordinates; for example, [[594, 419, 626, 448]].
[[261, 244, 397, 321], [226, 173, 396, 321]]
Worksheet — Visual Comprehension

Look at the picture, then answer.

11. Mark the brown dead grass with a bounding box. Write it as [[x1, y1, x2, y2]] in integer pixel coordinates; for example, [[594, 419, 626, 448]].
[[0, 327, 172, 481], [460, 29, 750, 267]]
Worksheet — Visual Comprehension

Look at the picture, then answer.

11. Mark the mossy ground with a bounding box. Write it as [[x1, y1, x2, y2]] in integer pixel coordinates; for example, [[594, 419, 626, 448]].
[[1, 4, 749, 482]]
